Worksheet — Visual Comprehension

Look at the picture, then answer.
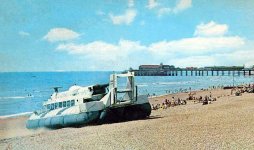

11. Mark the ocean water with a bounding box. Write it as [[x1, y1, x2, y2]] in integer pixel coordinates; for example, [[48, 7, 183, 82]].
[[0, 71, 253, 116]]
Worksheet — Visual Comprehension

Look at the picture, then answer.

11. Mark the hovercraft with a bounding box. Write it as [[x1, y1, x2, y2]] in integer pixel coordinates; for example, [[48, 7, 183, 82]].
[[26, 72, 151, 129]]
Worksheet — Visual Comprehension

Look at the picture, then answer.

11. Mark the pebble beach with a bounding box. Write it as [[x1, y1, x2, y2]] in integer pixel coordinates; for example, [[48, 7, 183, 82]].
[[1, 88, 254, 150]]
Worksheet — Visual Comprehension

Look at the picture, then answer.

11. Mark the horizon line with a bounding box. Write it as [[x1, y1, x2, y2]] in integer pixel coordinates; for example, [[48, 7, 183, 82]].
[[0, 70, 118, 73]]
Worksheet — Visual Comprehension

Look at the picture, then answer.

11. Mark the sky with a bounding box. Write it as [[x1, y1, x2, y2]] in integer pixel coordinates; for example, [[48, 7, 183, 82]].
[[0, 0, 254, 72]]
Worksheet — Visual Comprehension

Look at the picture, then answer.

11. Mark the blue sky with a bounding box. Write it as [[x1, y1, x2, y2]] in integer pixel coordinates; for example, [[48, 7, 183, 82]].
[[0, 0, 254, 72]]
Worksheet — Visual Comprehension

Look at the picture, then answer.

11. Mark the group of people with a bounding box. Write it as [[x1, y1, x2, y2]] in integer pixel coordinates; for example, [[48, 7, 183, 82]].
[[151, 83, 254, 110], [195, 95, 217, 105], [187, 92, 217, 105], [151, 91, 218, 110], [231, 84, 254, 96], [152, 97, 187, 110]]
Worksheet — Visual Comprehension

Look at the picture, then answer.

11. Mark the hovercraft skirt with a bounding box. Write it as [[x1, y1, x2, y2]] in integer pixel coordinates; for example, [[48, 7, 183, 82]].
[[26, 111, 100, 129]]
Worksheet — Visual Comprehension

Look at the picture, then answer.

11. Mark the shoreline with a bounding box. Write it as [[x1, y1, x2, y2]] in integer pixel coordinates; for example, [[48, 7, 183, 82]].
[[0, 88, 225, 119], [0, 88, 227, 140], [0, 112, 33, 120], [1, 86, 254, 149]]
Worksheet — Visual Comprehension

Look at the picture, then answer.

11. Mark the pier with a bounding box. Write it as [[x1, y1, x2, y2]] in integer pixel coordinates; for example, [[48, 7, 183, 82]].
[[133, 69, 254, 76], [128, 64, 254, 76]]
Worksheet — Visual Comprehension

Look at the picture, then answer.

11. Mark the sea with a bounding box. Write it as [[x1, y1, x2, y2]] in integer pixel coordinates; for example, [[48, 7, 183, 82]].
[[0, 71, 253, 117]]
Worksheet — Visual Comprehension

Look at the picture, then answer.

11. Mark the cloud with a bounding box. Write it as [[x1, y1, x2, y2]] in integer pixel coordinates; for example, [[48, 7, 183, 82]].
[[147, 21, 243, 56], [146, 0, 159, 9], [19, 31, 30, 36], [194, 21, 228, 37], [55, 21, 249, 69], [109, 9, 137, 25], [128, 0, 134, 7], [57, 39, 146, 61], [216, 49, 254, 67], [173, 0, 192, 13], [158, 8, 172, 16], [157, 0, 192, 16], [43, 28, 80, 42], [171, 56, 217, 67], [56, 36, 245, 69], [56, 39, 147, 70], [172, 48, 254, 68], [148, 36, 244, 55]]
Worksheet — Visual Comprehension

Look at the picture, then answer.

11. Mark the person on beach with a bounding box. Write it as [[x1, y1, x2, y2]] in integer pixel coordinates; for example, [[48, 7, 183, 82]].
[[203, 96, 208, 105], [177, 98, 181, 105], [163, 99, 167, 104], [165, 99, 170, 108], [151, 104, 156, 110], [199, 96, 203, 103], [188, 93, 191, 100], [157, 104, 161, 109], [168, 99, 171, 107], [183, 99, 187, 105], [231, 88, 234, 95], [171, 97, 175, 107], [212, 97, 217, 101], [180, 99, 186, 105], [164, 102, 168, 109], [249, 84, 254, 93], [194, 96, 201, 103]]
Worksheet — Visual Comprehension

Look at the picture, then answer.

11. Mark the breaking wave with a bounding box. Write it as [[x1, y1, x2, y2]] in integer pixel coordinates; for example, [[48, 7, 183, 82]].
[[152, 81, 193, 85], [0, 112, 33, 119], [0, 96, 34, 100], [137, 84, 148, 87]]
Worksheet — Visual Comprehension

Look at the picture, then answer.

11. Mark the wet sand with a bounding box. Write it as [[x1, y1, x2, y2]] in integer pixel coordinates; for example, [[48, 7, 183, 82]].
[[1, 88, 254, 149]]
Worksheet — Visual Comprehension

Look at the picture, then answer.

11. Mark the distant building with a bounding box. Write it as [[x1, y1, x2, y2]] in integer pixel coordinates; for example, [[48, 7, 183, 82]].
[[130, 63, 176, 76], [204, 66, 244, 71], [185, 67, 198, 70]]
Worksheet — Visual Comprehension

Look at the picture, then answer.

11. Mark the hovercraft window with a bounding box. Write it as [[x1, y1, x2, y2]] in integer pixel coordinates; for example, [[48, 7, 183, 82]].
[[55, 103, 58, 109], [59, 102, 63, 108], [71, 100, 75, 106], [83, 98, 92, 103], [63, 101, 66, 107], [51, 104, 54, 110], [67, 100, 70, 107]]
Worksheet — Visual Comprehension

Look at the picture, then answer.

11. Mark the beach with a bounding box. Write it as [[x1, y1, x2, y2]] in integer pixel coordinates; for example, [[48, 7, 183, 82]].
[[1, 88, 254, 149]]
